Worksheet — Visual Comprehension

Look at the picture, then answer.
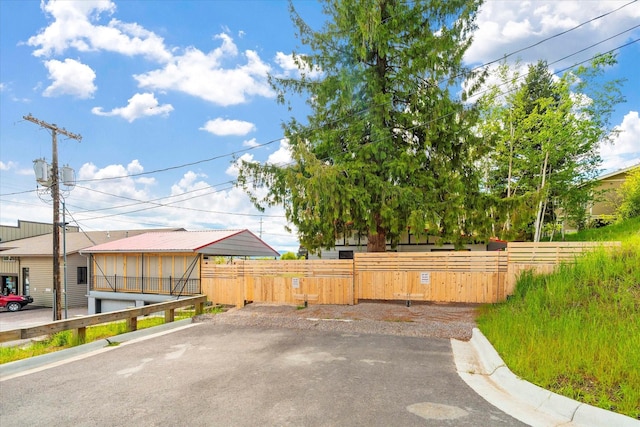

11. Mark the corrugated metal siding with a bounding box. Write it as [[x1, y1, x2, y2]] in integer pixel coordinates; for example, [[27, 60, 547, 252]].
[[24, 257, 54, 307], [65, 254, 89, 308], [0, 221, 53, 242], [207, 232, 278, 256], [0, 220, 79, 243], [1, 258, 20, 275]]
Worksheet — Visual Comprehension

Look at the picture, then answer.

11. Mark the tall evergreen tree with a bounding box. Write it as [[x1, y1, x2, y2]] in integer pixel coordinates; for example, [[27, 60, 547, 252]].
[[238, 0, 485, 253]]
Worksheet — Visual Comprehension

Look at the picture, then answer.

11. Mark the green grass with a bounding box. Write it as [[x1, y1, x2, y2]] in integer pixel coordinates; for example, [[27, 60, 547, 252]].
[[478, 219, 640, 418], [563, 216, 640, 242], [0, 305, 226, 365]]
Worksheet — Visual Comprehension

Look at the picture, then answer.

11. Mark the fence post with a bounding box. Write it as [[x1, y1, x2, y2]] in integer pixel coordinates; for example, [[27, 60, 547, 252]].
[[236, 261, 245, 308], [114, 274, 117, 292], [195, 298, 204, 315], [351, 257, 357, 305], [126, 316, 137, 332]]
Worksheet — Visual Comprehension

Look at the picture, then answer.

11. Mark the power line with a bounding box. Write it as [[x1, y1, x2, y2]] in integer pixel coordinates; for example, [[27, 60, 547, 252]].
[[2, 3, 634, 199], [69, 183, 284, 218], [44, 0, 640, 186], [27, 36, 640, 226], [4, 15, 638, 229], [467, 0, 638, 73]]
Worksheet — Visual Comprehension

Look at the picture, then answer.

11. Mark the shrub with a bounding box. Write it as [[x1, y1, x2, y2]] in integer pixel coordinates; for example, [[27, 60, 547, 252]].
[[617, 166, 640, 220]]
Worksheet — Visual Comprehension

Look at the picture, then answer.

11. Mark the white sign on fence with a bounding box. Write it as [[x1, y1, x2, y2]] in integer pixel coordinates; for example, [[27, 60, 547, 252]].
[[292, 277, 300, 289], [420, 272, 431, 285]]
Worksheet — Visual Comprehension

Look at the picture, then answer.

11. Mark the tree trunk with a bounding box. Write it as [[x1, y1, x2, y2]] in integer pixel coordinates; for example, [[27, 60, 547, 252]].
[[504, 119, 515, 233], [534, 151, 550, 242], [367, 214, 387, 252]]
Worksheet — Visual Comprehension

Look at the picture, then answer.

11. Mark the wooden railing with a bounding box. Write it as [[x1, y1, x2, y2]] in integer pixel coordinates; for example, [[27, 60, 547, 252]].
[[0, 295, 207, 344], [91, 275, 201, 295]]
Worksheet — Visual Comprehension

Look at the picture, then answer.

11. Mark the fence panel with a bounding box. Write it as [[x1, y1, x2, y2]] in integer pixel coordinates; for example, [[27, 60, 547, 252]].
[[201, 264, 239, 305], [355, 252, 508, 304], [199, 243, 620, 306], [506, 241, 621, 295], [201, 260, 354, 306]]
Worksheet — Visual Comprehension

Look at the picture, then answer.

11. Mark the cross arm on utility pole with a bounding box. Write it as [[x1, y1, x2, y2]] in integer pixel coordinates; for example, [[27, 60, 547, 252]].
[[23, 114, 83, 142]]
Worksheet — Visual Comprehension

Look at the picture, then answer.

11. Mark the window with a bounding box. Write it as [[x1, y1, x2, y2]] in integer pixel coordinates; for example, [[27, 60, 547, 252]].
[[22, 268, 30, 296], [338, 250, 354, 260], [77, 266, 88, 285]]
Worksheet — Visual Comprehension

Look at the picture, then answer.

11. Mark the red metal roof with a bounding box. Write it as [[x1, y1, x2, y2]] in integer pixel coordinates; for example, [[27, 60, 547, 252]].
[[82, 230, 280, 257]]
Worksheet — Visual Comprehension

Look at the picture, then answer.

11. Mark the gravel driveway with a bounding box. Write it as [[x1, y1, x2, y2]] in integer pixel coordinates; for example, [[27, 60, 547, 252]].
[[196, 301, 479, 340]]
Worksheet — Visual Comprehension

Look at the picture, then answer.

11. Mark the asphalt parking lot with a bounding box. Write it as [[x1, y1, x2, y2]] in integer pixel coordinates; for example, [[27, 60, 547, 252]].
[[0, 306, 88, 332], [0, 321, 528, 426]]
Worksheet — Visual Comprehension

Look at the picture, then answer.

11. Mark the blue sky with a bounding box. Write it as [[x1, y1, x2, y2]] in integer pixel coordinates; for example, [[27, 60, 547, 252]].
[[1, 0, 639, 253]]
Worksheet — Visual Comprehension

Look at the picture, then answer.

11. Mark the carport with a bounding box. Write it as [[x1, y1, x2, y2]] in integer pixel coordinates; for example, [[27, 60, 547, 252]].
[[82, 229, 280, 314]]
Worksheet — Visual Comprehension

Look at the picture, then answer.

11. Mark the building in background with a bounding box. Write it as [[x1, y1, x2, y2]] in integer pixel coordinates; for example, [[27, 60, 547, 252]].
[[0, 219, 78, 243], [0, 228, 182, 308]]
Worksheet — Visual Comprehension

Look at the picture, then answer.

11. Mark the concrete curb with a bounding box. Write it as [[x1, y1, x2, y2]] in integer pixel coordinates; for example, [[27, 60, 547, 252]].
[[452, 328, 639, 427], [1, 318, 195, 381]]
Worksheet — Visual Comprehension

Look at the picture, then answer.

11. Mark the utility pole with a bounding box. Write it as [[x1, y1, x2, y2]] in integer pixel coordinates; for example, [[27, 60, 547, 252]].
[[24, 114, 81, 321]]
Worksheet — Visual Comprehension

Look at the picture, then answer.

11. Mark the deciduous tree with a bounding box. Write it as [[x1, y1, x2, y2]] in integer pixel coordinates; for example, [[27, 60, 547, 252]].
[[478, 56, 625, 241]]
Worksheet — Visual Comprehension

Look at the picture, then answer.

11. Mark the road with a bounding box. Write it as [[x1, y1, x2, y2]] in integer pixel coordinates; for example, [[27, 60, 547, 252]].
[[0, 321, 527, 426], [0, 305, 88, 332]]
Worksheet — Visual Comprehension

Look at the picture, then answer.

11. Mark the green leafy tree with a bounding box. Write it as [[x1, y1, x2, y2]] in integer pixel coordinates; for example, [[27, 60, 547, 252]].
[[478, 56, 624, 241], [238, 0, 486, 253], [280, 251, 301, 260], [617, 166, 640, 220]]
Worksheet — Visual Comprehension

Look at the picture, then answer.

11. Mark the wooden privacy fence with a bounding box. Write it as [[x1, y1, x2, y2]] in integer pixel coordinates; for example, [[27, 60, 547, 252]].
[[201, 241, 620, 307], [506, 241, 622, 295], [201, 260, 353, 306], [356, 252, 507, 304]]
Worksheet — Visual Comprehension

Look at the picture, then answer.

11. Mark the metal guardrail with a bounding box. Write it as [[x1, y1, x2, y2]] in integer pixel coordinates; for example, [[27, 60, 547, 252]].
[[0, 295, 207, 344]]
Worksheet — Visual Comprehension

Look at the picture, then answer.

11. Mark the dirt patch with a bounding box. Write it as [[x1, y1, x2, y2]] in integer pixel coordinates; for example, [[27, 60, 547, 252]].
[[196, 301, 479, 341]]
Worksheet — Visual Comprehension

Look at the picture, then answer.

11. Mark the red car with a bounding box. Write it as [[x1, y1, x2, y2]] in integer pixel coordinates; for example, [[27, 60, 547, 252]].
[[0, 294, 34, 312]]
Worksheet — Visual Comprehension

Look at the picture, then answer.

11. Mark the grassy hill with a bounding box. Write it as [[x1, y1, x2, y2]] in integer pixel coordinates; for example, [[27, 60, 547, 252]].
[[478, 217, 640, 419]]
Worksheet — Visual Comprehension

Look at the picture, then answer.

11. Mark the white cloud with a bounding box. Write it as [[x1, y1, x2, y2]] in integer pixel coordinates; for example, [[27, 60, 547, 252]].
[[225, 153, 255, 177], [92, 92, 174, 122], [274, 52, 323, 79], [0, 161, 17, 171], [42, 58, 96, 98], [200, 118, 256, 136], [134, 33, 272, 106], [0, 83, 5, 91], [465, 1, 640, 68], [72, 160, 157, 224], [502, 19, 534, 39], [266, 139, 292, 166], [170, 171, 210, 194], [600, 111, 640, 171], [27, 0, 171, 62], [242, 138, 260, 148]]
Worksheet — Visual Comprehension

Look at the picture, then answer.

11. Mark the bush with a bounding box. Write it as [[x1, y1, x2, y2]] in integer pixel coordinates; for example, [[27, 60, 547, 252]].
[[280, 251, 300, 260], [617, 166, 640, 220]]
